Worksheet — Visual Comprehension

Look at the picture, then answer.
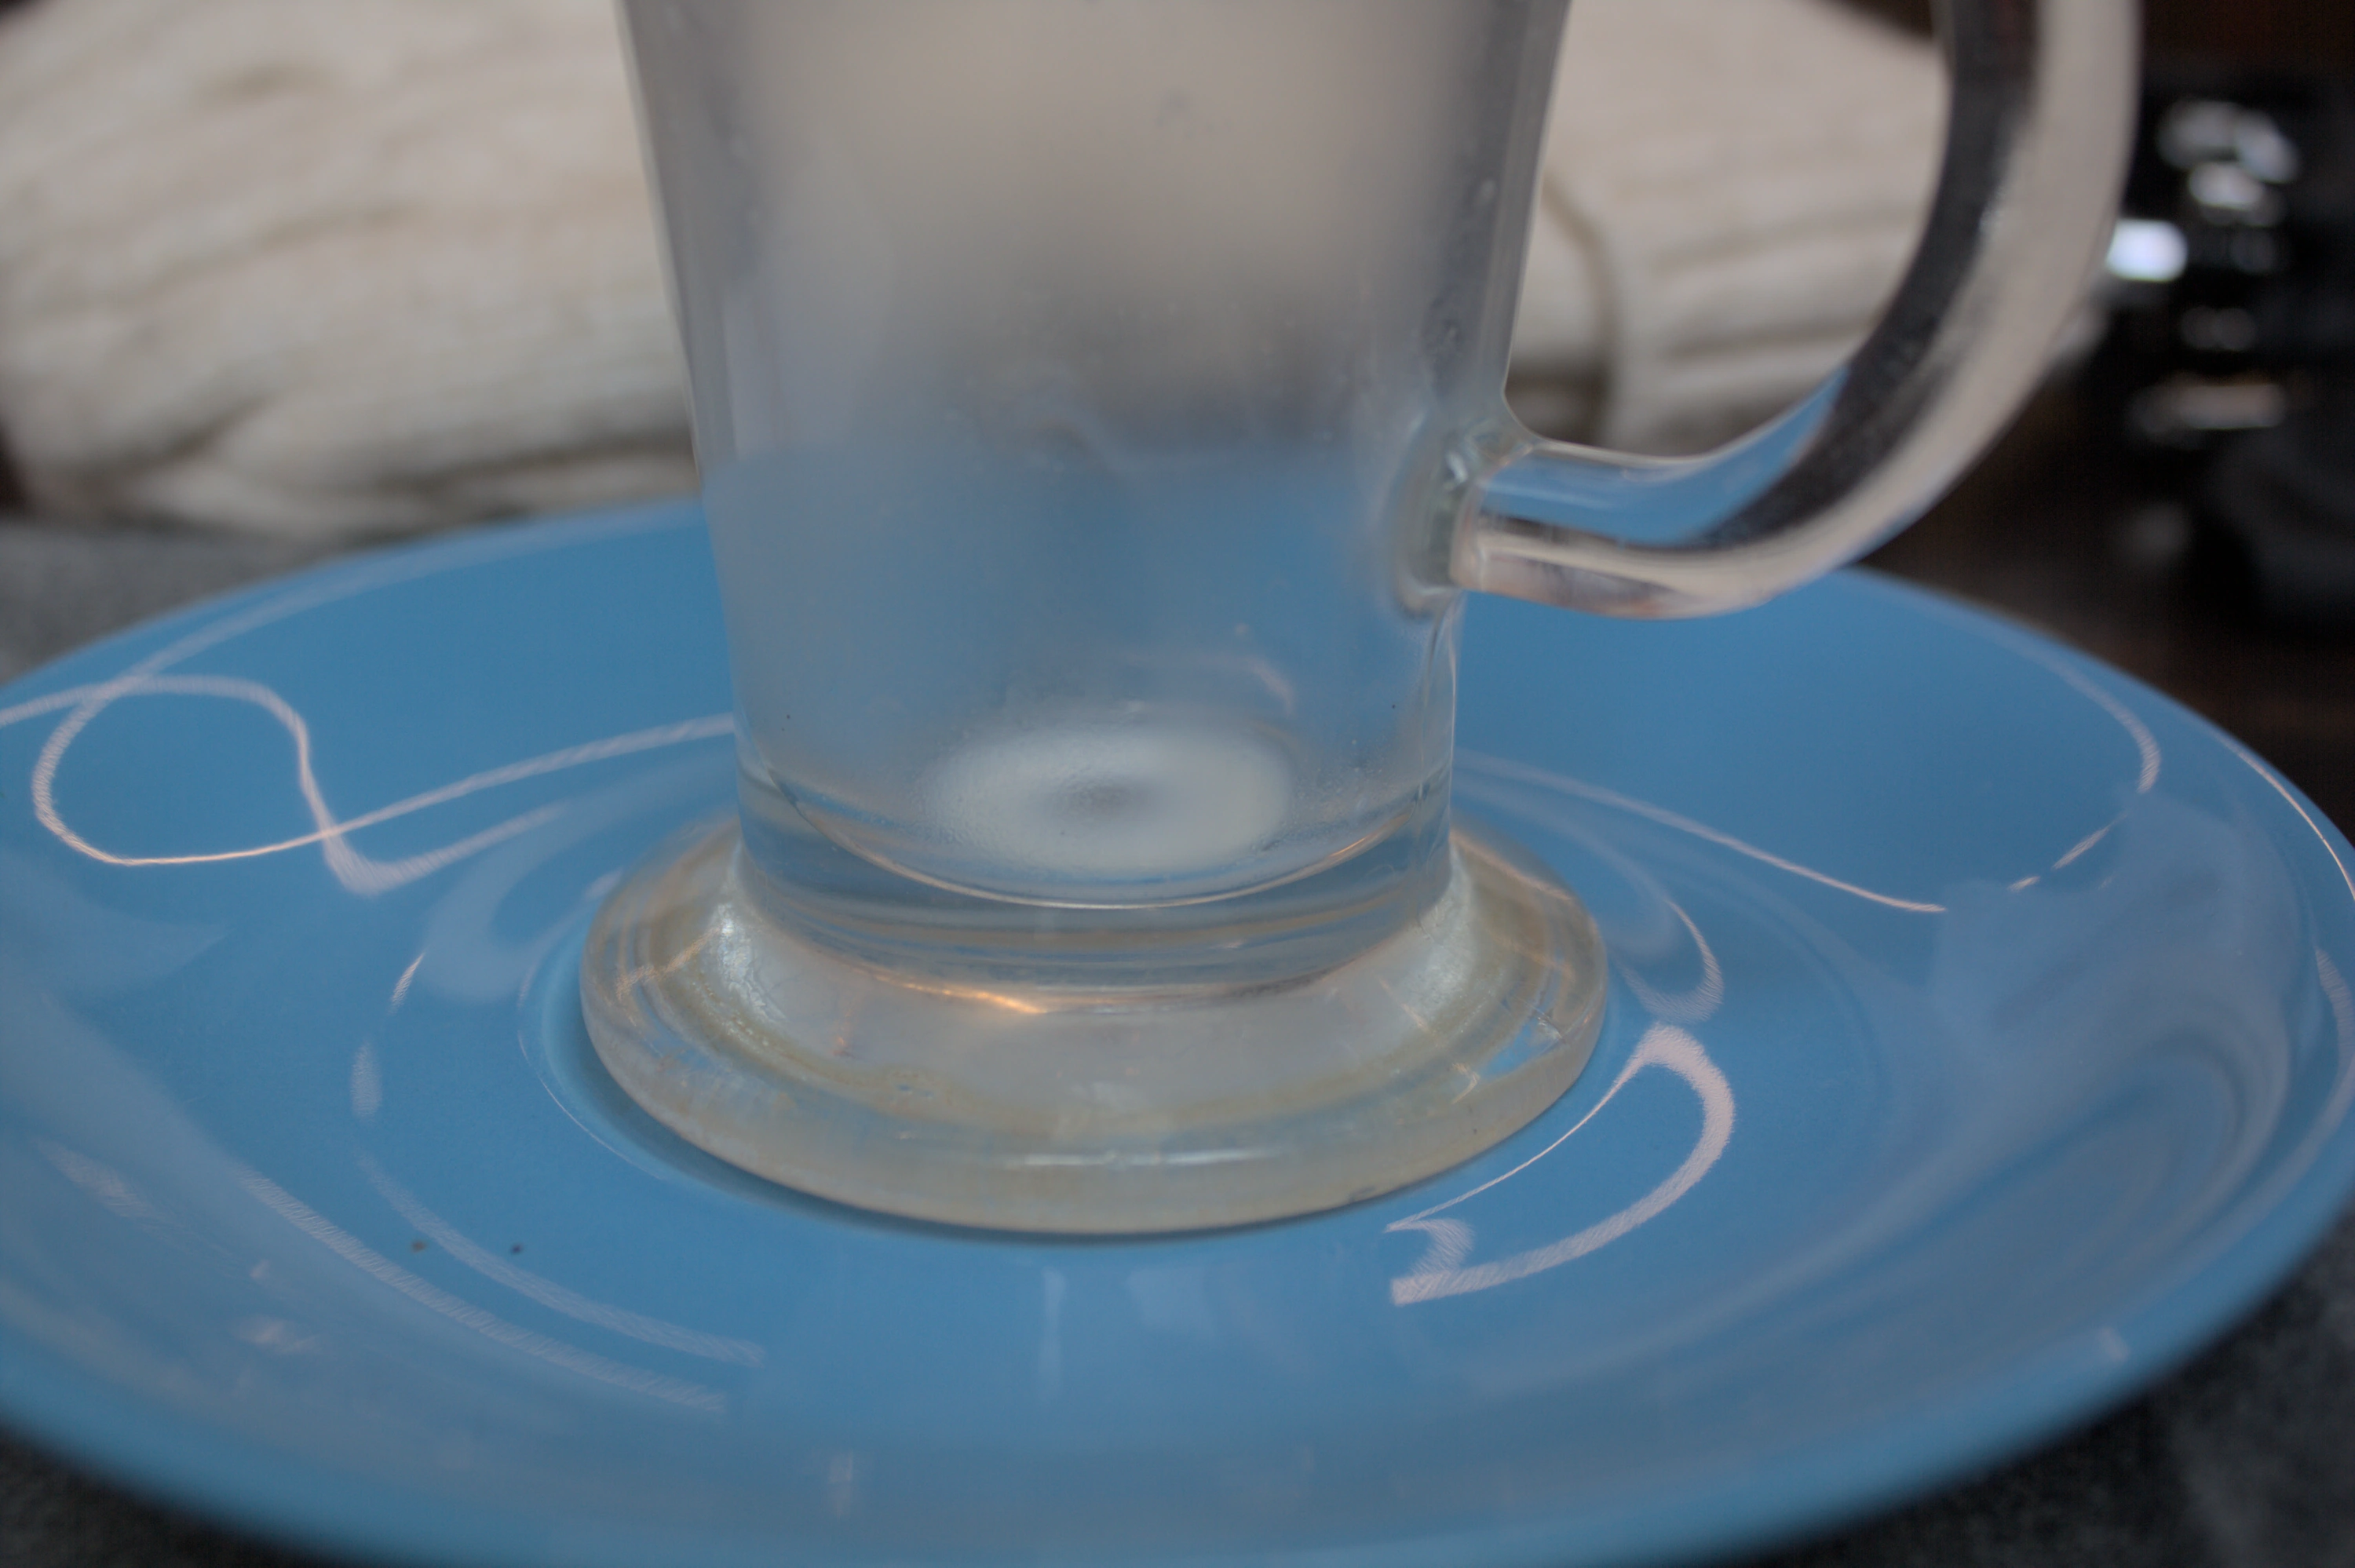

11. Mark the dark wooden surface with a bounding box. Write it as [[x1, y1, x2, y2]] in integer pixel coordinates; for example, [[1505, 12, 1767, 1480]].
[[1845, 0, 2355, 71], [2144, 0, 2355, 71], [1866, 388, 2355, 833]]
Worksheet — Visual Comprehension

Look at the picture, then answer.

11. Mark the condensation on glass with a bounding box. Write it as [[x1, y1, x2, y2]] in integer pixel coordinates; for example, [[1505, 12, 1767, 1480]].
[[582, 0, 2137, 1232]]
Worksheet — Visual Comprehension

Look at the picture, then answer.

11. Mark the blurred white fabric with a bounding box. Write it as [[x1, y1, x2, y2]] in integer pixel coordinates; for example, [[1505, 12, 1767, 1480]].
[[1518, 0, 1947, 454], [0, 0, 1943, 540]]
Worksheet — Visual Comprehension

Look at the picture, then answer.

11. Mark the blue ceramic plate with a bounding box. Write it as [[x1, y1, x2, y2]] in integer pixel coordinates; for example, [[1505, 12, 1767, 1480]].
[[2, 501, 2351, 1568]]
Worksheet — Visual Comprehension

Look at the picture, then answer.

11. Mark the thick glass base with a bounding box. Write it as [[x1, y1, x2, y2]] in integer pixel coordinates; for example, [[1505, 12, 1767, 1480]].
[[580, 816, 1606, 1233]]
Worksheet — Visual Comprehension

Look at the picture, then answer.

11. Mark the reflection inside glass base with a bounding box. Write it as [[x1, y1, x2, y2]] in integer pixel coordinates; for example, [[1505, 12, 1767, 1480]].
[[579, 816, 1607, 1234]]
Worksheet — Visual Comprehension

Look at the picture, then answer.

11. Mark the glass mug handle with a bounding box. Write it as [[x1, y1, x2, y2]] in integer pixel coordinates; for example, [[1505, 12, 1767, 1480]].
[[1453, 0, 2138, 617]]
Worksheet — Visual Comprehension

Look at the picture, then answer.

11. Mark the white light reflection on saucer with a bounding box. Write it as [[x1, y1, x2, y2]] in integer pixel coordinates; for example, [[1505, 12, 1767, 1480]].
[[2, 566, 2221, 1311], [1389, 1022, 1736, 1304], [1999, 646, 2166, 894], [1391, 648, 2199, 1308], [0, 673, 729, 895], [1, 513, 736, 897], [1462, 750, 1948, 915], [1386, 755, 1758, 1305]]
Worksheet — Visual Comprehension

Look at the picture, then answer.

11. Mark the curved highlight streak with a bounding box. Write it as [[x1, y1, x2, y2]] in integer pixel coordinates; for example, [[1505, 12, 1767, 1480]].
[[2050, 820, 2116, 871], [2229, 741, 2355, 909], [2222, 741, 2355, 1138], [1620, 898, 1725, 1025], [8, 509, 715, 895], [1459, 752, 1945, 913], [0, 684, 111, 730], [326, 810, 568, 896], [24, 668, 727, 895], [2042, 658, 2163, 794], [1389, 1023, 1735, 1305], [1906, 590, 2163, 796]]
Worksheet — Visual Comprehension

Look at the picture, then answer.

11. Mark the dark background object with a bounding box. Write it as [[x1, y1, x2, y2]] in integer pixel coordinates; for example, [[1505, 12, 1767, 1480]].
[[2082, 56, 2355, 632], [1862, 2, 2355, 832], [1765, 6, 2355, 1555]]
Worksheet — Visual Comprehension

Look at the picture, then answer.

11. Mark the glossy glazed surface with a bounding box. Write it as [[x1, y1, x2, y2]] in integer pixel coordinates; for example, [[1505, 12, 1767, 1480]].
[[1, 501, 2350, 1568]]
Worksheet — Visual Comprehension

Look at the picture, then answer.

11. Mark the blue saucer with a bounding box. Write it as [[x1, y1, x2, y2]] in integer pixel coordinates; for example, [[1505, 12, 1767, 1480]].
[[2, 500, 2351, 1568]]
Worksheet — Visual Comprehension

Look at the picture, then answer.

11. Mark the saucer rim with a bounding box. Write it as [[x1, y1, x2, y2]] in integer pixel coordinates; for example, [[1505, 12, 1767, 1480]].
[[1, 498, 2350, 1568]]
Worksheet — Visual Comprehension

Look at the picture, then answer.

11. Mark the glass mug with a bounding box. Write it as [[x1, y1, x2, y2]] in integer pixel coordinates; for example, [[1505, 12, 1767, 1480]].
[[586, 0, 2134, 1231]]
